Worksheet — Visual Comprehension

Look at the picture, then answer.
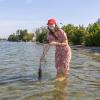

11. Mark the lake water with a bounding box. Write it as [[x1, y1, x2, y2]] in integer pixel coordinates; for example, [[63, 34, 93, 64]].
[[0, 42, 100, 100]]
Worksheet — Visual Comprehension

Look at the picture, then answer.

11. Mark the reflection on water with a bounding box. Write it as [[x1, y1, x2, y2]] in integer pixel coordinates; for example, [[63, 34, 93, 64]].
[[23, 78, 68, 100], [53, 78, 68, 100], [0, 42, 100, 100]]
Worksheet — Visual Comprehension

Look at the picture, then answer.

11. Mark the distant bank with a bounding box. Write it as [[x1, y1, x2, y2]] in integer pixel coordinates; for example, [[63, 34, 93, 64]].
[[0, 39, 7, 41]]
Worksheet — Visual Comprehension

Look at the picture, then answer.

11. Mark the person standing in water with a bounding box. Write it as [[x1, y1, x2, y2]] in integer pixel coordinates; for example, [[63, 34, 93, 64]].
[[40, 19, 71, 81]]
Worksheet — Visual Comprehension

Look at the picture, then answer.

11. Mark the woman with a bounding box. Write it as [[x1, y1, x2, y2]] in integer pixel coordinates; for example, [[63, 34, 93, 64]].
[[40, 19, 71, 81]]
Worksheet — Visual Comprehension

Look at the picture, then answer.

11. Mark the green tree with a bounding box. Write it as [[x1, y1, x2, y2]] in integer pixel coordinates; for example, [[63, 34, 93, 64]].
[[62, 24, 77, 44], [35, 27, 48, 43], [8, 33, 18, 41], [8, 29, 34, 42], [85, 23, 100, 46], [72, 25, 86, 45], [19, 29, 28, 41], [62, 24, 86, 45]]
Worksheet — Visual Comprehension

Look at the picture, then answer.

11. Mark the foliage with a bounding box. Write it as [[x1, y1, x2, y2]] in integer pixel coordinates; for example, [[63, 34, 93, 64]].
[[85, 22, 100, 46], [8, 29, 34, 42], [8, 33, 19, 41], [35, 27, 48, 43], [8, 18, 100, 46], [62, 25, 86, 45]]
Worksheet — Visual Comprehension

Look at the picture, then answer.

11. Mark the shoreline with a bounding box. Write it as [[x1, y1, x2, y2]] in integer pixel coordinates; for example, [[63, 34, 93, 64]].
[[71, 45, 100, 53], [0, 41, 100, 53]]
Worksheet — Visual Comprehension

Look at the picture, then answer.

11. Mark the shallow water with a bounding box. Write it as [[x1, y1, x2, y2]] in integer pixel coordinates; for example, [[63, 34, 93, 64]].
[[0, 42, 100, 100]]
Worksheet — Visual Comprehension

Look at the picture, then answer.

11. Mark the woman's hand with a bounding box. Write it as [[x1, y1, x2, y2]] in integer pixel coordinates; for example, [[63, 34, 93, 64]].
[[49, 42, 62, 46], [59, 40, 68, 46], [49, 40, 68, 46]]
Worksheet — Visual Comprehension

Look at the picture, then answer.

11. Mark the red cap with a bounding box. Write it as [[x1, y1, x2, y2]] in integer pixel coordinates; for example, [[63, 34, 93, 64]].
[[47, 19, 56, 25]]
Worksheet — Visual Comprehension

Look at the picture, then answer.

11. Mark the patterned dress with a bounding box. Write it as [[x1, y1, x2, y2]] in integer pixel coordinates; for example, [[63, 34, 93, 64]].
[[47, 29, 71, 75]]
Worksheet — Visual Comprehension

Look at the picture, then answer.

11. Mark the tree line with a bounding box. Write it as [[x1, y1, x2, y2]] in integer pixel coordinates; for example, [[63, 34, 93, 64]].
[[8, 19, 100, 46], [36, 19, 100, 46], [8, 29, 34, 42]]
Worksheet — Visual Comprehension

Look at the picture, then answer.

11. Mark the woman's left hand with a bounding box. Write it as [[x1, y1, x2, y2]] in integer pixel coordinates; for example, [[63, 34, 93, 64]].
[[49, 41, 67, 46], [49, 41, 61, 46]]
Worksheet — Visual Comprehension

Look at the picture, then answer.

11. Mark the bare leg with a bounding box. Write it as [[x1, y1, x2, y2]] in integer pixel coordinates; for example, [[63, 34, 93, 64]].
[[55, 70, 66, 81], [55, 64, 70, 81]]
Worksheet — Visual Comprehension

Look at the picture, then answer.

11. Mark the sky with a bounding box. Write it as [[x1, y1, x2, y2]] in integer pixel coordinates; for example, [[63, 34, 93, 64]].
[[0, 0, 100, 38]]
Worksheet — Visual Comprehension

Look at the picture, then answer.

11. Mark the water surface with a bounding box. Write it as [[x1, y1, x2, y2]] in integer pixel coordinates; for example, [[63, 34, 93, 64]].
[[0, 42, 100, 100]]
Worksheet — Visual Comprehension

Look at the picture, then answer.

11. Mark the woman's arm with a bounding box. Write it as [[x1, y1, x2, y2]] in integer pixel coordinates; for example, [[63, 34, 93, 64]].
[[49, 40, 68, 46], [40, 39, 68, 61], [61, 40, 68, 46]]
